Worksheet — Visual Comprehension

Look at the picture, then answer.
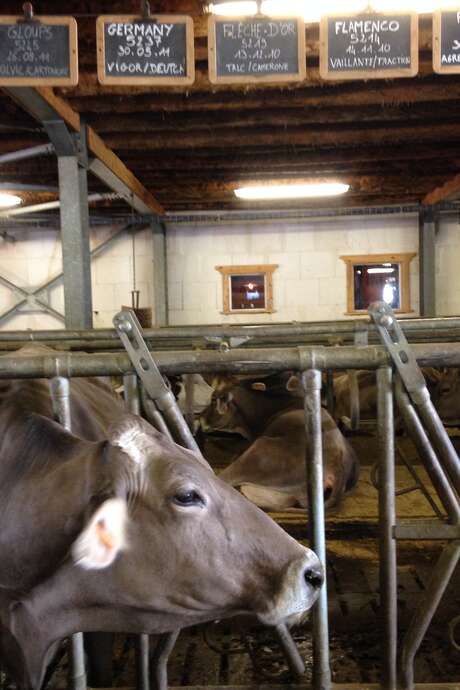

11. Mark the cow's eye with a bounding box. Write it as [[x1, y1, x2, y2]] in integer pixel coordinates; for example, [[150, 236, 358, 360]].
[[173, 490, 205, 507]]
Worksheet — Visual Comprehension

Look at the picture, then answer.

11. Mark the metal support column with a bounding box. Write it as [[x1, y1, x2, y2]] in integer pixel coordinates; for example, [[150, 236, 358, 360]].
[[377, 366, 397, 690], [152, 222, 168, 327], [302, 369, 331, 690], [419, 206, 437, 318], [49, 377, 87, 690]]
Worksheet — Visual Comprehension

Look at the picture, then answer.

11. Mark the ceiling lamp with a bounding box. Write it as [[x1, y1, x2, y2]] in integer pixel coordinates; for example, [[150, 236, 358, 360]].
[[234, 182, 350, 199], [208, 2, 258, 15], [0, 193, 22, 208]]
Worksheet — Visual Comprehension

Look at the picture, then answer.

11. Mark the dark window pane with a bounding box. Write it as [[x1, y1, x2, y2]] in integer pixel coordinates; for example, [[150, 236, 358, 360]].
[[230, 274, 266, 310], [353, 263, 400, 310]]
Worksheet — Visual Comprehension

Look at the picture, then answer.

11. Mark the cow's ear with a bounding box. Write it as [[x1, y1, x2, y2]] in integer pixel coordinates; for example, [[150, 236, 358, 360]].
[[286, 375, 301, 393], [251, 382, 266, 392], [72, 498, 127, 570]]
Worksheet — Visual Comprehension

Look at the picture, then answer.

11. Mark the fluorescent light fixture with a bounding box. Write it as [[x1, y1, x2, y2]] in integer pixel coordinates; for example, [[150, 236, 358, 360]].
[[372, 0, 441, 10], [261, 0, 306, 15], [208, 2, 257, 15], [0, 192, 21, 208], [367, 267, 395, 274], [234, 182, 349, 199]]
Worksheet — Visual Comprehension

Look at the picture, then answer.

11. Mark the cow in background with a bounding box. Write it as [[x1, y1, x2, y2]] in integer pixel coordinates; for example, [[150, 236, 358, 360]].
[[200, 373, 359, 510]]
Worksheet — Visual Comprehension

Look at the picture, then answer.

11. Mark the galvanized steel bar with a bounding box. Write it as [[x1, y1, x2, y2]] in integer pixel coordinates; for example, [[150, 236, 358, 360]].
[[0, 142, 54, 165], [419, 207, 437, 318], [4, 343, 460, 379], [124, 373, 141, 416], [302, 369, 331, 690], [394, 377, 460, 524], [377, 367, 397, 690], [151, 630, 180, 690], [275, 623, 306, 678], [399, 542, 460, 689], [49, 377, 87, 690]]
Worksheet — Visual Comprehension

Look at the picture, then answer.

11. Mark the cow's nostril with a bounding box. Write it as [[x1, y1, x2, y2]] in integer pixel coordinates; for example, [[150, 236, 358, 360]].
[[304, 567, 323, 589]]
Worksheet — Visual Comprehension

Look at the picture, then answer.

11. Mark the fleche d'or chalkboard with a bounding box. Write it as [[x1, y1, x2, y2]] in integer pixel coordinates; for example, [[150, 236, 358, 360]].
[[320, 12, 418, 80], [96, 15, 195, 85], [0, 16, 78, 86], [208, 15, 306, 85], [433, 10, 460, 74]]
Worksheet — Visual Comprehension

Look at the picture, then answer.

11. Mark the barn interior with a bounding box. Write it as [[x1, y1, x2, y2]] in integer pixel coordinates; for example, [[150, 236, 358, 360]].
[[0, 0, 460, 689]]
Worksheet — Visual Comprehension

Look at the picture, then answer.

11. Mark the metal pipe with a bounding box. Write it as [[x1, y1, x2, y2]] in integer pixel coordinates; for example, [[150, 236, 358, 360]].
[[377, 367, 397, 690], [0, 193, 120, 218], [275, 623, 305, 678], [302, 369, 331, 690], [3, 316, 460, 343], [49, 377, 87, 690], [140, 385, 174, 440], [0, 142, 54, 165], [399, 542, 460, 690], [394, 377, 460, 524], [150, 630, 180, 690], [413, 393, 460, 497], [5, 343, 460, 379], [122, 374, 150, 690]]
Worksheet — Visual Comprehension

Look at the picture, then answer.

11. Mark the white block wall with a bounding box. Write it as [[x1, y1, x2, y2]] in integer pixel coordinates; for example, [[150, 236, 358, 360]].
[[0, 225, 155, 330], [436, 216, 460, 316], [166, 213, 422, 325]]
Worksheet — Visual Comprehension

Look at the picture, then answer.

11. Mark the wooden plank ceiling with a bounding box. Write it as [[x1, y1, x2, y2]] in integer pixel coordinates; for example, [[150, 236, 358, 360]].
[[1, 0, 460, 212]]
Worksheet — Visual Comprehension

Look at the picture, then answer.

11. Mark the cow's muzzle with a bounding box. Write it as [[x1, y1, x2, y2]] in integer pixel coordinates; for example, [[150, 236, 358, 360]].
[[258, 551, 324, 626]]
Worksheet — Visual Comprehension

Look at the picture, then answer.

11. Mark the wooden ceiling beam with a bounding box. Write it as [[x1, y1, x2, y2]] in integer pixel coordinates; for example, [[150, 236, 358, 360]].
[[3, 87, 164, 215], [423, 174, 460, 204]]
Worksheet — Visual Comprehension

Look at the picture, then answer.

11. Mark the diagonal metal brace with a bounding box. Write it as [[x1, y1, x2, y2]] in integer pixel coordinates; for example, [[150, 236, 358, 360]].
[[368, 301, 427, 405], [113, 308, 201, 453]]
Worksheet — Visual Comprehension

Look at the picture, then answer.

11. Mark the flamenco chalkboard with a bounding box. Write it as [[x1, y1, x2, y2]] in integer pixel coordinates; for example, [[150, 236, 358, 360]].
[[320, 12, 418, 80], [0, 15, 78, 86], [208, 15, 306, 84], [96, 14, 195, 85], [433, 10, 460, 74]]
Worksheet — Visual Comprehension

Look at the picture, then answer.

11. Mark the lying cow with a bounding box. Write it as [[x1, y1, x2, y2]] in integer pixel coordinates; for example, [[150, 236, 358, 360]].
[[200, 373, 359, 510], [0, 348, 323, 690]]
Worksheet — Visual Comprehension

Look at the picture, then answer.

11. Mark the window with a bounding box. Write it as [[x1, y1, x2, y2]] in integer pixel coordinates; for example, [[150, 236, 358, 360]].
[[340, 253, 416, 315], [216, 264, 278, 315]]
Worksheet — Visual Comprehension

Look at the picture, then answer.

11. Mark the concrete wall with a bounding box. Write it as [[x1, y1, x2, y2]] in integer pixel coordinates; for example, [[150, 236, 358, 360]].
[[166, 213, 422, 325], [436, 216, 460, 316], [0, 224, 155, 330]]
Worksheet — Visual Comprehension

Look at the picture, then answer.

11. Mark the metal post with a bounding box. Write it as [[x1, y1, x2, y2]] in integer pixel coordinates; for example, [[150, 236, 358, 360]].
[[419, 207, 437, 318], [377, 366, 397, 690], [302, 369, 331, 690], [399, 542, 460, 690], [152, 222, 168, 326], [49, 377, 87, 690], [122, 374, 150, 690], [150, 631, 179, 690], [57, 151, 92, 329]]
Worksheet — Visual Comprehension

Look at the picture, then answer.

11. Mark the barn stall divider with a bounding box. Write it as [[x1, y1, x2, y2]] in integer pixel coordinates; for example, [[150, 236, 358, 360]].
[[1, 312, 460, 690]]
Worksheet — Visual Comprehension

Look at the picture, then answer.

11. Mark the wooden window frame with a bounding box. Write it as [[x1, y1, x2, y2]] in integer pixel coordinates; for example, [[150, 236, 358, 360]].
[[215, 264, 278, 315], [340, 253, 416, 316]]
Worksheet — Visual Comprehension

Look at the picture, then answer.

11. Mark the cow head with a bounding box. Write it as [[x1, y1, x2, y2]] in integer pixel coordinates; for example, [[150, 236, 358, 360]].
[[199, 375, 253, 438], [70, 415, 322, 626]]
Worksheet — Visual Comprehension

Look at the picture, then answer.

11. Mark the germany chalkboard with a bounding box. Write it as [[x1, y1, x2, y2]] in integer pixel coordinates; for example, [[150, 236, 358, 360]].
[[96, 15, 195, 85], [433, 10, 460, 74], [208, 15, 306, 84], [0, 16, 78, 86], [320, 12, 418, 80]]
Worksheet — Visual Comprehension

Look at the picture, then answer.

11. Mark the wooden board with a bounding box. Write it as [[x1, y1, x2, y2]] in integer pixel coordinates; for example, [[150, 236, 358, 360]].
[[433, 10, 460, 74], [208, 15, 306, 85], [320, 12, 418, 81], [96, 14, 195, 86], [0, 15, 77, 86]]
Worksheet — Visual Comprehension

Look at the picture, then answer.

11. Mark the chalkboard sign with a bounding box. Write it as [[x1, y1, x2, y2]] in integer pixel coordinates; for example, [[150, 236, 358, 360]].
[[96, 15, 195, 85], [0, 16, 78, 86], [208, 15, 306, 84], [433, 10, 460, 74], [320, 12, 418, 80]]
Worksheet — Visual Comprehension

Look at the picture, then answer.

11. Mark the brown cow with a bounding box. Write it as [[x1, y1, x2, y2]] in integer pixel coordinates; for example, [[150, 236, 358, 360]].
[[200, 373, 359, 510], [0, 349, 323, 690]]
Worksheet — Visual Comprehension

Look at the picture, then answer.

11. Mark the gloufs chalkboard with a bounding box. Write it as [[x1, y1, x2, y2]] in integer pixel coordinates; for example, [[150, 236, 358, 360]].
[[320, 12, 418, 80], [208, 15, 306, 84], [0, 16, 78, 86], [96, 15, 195, 85], [433, 10, 460, 74]]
